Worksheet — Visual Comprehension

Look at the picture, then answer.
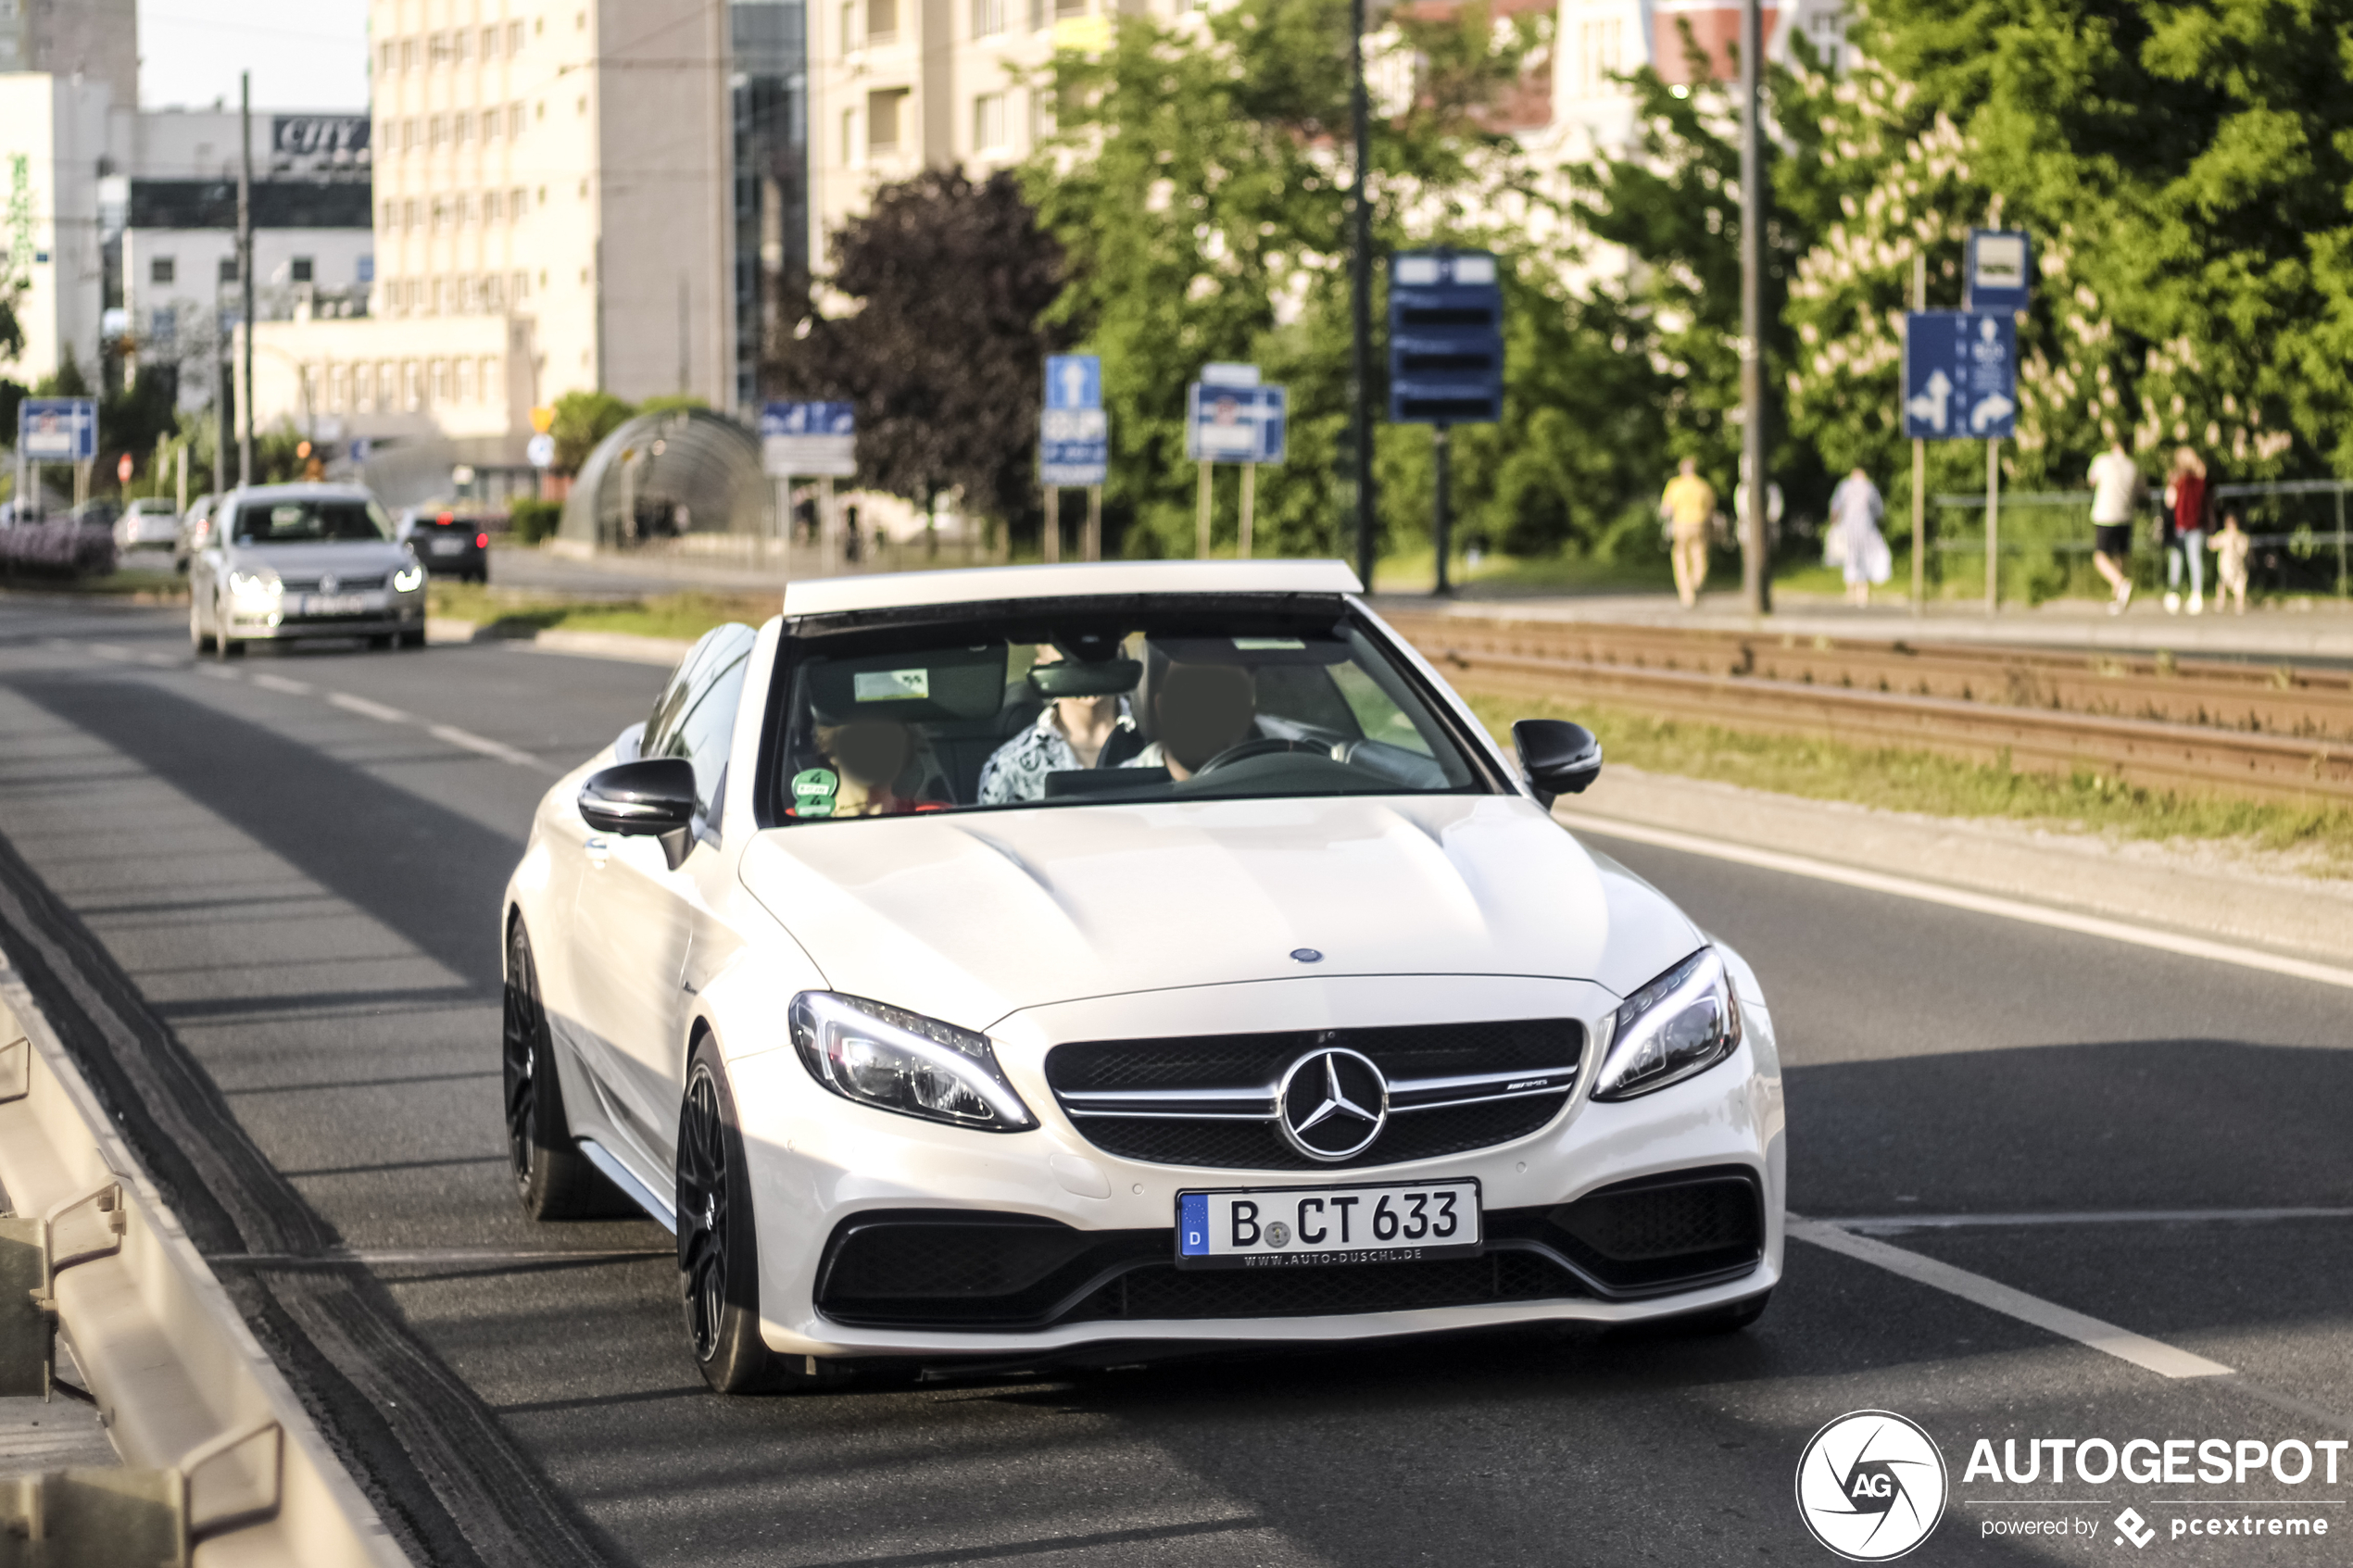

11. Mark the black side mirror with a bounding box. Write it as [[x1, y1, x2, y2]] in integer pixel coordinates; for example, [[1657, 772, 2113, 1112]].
[[1512, 719, 1602, 808], [580, 758, 698, 866]]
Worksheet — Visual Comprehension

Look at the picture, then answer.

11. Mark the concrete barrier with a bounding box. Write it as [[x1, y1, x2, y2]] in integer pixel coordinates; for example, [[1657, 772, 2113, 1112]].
[[0, 985, 410, 1566]]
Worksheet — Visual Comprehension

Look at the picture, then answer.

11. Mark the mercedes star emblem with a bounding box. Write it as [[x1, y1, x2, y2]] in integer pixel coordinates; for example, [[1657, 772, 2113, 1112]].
[[320, 573, 339, 594], [1276, 1047, 1389, 1161]]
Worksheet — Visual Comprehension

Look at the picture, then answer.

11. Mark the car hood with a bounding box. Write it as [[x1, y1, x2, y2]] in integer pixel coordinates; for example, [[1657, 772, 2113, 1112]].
[[738, 795, 1703, 1031], [226, 540, 413, 579]]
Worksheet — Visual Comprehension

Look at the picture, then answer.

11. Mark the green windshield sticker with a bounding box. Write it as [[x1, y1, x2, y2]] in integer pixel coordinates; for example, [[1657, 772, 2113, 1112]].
[[853, 668, 930, 701], [791, 769, 838, 817], [1232, 637, 1306, 650]]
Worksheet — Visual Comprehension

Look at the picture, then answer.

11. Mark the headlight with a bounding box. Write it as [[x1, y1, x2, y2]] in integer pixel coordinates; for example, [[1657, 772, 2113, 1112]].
[[1591, 947, 1743, 1101], [227, 569, 280, 600], [789, 992, 1036, 1131], [393, 563, 424, 592]]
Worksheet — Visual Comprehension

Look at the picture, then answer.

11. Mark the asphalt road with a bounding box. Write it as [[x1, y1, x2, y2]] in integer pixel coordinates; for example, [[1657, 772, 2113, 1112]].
[[0, 595, 2347, 1568]]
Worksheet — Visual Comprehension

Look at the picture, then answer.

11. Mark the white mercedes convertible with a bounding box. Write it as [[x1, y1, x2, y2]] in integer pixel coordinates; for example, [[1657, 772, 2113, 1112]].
[[499, 561, 1784, 1391]]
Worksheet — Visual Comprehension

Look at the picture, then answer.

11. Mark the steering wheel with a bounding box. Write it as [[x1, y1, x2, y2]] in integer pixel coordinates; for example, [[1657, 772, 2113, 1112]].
[[1191, 736, 1334, 775]]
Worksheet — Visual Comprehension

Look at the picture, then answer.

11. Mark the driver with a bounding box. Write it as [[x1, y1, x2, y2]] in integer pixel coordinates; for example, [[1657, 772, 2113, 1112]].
[[1126, 660, 1257, 781]]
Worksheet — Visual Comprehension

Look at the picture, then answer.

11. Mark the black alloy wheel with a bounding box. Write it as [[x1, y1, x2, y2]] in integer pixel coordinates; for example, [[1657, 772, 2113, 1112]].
[[501, 919, 618, 1219]]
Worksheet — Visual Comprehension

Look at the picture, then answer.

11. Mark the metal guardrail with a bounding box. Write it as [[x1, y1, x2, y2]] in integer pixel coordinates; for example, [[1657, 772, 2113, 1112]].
[[0, 982, 410, 1567], [1387, 614, 2353, 805]]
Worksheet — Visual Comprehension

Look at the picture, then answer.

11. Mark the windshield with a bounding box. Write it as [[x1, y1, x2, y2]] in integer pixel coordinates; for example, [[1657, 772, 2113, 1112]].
[[771, 602, 1487, 822], [233, 496, 393, 544]]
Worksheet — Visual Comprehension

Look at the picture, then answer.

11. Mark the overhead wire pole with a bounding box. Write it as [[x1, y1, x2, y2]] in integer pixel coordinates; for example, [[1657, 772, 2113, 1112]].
[[1738, 0, 1769, 615], [1348, 0, 1376, 591], [238, 71, 256, 487]]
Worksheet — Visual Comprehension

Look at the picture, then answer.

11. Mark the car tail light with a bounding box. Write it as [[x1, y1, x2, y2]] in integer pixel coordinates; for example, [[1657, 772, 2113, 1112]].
[[437, 510, 454, 525], [475, 533, 487, 548]]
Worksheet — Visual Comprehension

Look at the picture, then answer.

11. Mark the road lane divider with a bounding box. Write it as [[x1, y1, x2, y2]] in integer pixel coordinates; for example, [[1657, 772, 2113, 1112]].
[[1560, 811, 2353, 992], [424, 723, 552, 771], [323, 691, 411, 724], [1786, 1217, 2235, 1380], [248, 672, 315, 696], [0, 984, 409, 1564], [1822, 1208, 2353, 1235]]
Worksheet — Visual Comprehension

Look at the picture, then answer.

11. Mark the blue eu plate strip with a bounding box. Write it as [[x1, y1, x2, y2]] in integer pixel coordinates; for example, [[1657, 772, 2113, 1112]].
[[1178, 1193, 1210, 1255]]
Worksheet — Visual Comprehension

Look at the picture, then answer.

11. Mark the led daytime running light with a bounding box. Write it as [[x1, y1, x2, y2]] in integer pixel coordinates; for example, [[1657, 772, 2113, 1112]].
[[789, 991, 1035, 1132], [393, 563, 424, 592], [1591, 947, 1743, 1101]]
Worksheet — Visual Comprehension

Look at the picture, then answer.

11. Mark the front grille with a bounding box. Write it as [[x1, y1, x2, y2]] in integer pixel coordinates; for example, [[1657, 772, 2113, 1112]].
[[278, 574, 387, 592], [1545, 1169, 1764, 1294], [1046, 1019, 1584, 1170]]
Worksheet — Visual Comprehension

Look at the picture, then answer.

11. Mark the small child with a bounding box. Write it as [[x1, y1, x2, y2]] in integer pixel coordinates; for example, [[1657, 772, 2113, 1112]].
[[2209, 512, 2252, 614]]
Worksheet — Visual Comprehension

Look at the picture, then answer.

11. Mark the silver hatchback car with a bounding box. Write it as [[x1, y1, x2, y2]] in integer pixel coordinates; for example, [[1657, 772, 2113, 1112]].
[[189, 484, 428, 656]]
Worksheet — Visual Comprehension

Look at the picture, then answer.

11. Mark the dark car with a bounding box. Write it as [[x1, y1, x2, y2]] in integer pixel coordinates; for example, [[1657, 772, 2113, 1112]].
[[396, 508, 492, 583]]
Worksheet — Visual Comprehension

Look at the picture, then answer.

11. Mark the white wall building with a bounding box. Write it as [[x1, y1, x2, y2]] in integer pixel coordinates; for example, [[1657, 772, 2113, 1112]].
[[0, 0, 135, 111], [252, 0, 737, 467], [0, 71, 112, 385]]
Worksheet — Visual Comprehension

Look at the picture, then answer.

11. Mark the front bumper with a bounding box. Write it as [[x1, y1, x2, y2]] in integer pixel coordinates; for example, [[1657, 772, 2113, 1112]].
[[227, 595, 424, 639], [715, 972, 1786, 1361]]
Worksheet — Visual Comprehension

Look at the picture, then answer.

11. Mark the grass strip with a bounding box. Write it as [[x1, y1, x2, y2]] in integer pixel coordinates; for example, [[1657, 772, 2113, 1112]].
[[426, 582, 771, 643], [1460, 690, 2353, 872]]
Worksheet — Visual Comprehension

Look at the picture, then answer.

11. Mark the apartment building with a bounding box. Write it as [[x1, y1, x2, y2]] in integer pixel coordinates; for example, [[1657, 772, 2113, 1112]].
[[1550, 0, 1849, 160], [0, 0, 135, 108], [253, 0, 735, 466]]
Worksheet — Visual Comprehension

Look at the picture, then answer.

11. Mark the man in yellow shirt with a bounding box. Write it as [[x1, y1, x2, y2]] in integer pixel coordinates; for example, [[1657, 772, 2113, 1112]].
[[1659, 457, 1718, 608]]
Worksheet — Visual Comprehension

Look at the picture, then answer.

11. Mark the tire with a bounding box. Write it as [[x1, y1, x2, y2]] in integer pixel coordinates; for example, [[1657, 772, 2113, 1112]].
[[677, 1039, 794, 1393], [189, 599, 214, 654], [502, 918, 623, 1220]]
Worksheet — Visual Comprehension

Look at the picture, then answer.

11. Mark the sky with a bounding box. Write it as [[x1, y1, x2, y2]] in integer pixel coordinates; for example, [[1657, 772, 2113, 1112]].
[[137, 0, 372, 112]]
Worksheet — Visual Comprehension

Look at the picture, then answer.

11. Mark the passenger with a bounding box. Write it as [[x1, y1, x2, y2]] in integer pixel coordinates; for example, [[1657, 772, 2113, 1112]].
[[812, 720, 924, 816], [1127, 661, 1257, 781], [977, 646, 1139, 804]]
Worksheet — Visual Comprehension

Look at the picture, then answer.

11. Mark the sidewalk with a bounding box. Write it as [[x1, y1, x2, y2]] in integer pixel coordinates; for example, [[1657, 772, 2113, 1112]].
[[1564, 762, 2353, 967], [1389, 587, 2353, 660]]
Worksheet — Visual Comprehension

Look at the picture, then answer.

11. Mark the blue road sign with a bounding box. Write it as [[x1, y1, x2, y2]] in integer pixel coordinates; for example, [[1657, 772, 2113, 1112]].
[[1965, 229, 2032, 314], [1187, 383, 1287, 465], [1040, 408, 1109, 486], [1904, 312, 2016, 441], [19, 398, 95, 462], [1045, 355, 1101, 411], [1389, 249, 1504, 425], [761, 400, 857, 477]]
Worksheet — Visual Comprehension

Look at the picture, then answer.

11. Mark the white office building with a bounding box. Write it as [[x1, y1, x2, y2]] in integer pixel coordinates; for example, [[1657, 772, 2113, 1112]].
[[251, 0, 736, 467]]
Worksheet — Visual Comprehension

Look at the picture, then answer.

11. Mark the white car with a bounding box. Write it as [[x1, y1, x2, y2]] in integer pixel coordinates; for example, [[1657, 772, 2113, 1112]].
[[501, 561, 1784, 1392], [113, 496, 182, 552]]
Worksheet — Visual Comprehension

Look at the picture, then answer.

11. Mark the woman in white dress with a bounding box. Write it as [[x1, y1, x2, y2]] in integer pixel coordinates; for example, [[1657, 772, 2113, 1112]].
[[1824, 468, 1892, 606]]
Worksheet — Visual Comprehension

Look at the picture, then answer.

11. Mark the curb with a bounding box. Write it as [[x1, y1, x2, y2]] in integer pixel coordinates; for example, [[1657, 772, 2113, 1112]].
[[425, 618, 691, 666]]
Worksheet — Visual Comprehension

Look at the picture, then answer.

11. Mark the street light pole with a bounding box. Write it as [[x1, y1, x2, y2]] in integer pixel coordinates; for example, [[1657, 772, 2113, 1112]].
[[1348, 0, 1376, 592], [238, 71, 256, 487], [1738, 0, 1770, 615]]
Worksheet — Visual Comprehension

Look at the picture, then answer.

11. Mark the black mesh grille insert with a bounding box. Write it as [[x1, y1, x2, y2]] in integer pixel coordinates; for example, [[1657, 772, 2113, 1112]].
[[1047, 1019, 1582, 1171], [1546, 1171, 1764, 1293]]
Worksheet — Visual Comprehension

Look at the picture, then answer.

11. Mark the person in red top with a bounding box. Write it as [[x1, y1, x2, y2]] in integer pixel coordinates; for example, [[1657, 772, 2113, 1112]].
[[2161, 447, 2210, 615]]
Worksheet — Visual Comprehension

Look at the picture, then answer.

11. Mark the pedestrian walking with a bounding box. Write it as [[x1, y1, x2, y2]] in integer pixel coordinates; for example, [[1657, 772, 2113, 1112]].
[[2210, 511, 2252, 614], [1822, 467, 1891, 607], [1660, 457, 1717, 609], [2160, 447, 2209, 615], [2086, 440, 2142, 614]]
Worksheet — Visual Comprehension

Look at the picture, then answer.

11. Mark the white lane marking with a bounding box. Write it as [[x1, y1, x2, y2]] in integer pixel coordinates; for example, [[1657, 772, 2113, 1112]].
[[85, 642, 132, 659], [1559, 811, 2353, 992], [194, 664, 243, 682], [249, 672, 315, 695], [425, 722, 552, 772], [137, 652, 179, 668], [1786, 1217, 2234, 1379], [326, 691, 413, 723], [1827, 1207, 2353, 1235]]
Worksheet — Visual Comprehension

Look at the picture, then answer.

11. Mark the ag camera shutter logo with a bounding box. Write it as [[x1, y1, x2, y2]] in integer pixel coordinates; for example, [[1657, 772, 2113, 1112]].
[[1795, 1411, 1949, 1561]]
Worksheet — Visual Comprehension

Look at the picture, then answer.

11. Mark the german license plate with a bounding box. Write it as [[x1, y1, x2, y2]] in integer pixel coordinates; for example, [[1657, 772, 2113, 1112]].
[[1176, 1178, 1480, 1269], [429, 538, 463, 554], [300, 594, 369, 616]]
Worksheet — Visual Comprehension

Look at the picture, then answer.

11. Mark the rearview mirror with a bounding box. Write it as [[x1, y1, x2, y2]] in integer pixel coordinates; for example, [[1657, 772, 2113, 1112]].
[[580, 759, 698, 866], [1512, 719, 1602, 808]]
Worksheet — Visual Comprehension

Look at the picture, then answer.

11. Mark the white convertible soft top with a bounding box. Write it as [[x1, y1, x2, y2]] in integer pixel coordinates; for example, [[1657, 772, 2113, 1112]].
[[782, 559, 1364, 618]]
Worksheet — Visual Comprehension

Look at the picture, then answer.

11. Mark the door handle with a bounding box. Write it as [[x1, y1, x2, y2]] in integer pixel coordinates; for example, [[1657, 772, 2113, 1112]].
[[584, 834, 610, 869]]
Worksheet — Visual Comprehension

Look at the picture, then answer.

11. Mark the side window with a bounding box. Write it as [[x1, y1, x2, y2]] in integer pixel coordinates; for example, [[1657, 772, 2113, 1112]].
[[648, 623, 759, 822]]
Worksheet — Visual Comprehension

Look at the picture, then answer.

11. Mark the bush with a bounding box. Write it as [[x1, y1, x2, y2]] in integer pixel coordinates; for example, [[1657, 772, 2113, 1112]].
[[0, 520, 116, 579], [509, 498, 562, 545]]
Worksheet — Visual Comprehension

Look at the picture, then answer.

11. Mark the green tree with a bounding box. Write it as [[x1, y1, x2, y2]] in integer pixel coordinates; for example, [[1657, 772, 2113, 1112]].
[[772, 168, 1065, 535], [549, 390, 635, 470]]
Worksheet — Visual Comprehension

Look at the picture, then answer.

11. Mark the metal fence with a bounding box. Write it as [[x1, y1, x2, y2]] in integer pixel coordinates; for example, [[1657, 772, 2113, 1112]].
[[1931, 481, 2352, 601]]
